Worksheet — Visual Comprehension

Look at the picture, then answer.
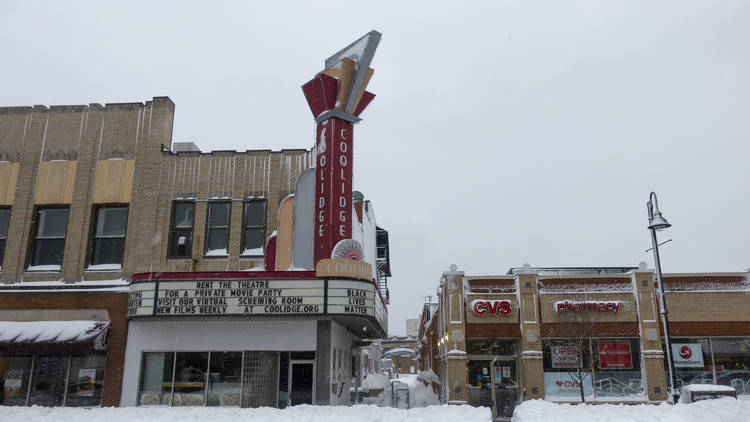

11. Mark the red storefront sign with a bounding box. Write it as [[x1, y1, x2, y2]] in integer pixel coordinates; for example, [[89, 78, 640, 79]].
[[471, 300, 512, 316], [598, 341, 632, 369], [313, 118, 353, 264]]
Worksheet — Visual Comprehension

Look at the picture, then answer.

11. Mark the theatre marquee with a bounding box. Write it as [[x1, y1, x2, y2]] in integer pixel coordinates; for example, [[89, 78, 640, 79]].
[[127, 273, 387, 333]]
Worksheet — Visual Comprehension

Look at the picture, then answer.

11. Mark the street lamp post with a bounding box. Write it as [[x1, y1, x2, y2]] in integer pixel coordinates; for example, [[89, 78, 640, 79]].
[[647, 191, 678, 403]]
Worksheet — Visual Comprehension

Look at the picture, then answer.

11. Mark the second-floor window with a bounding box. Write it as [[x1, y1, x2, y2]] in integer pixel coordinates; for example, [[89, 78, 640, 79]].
[[242, 200, 266, 255], [206, 202, 230, 256], [90, 206, 128, 267], [0, 207, 10, 267], [169, 202, 194, 258], [30, 207, 69, 269]]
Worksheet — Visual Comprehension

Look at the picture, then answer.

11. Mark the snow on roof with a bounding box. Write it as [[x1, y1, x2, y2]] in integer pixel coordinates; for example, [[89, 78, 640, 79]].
[[539, 282, 633, 293]]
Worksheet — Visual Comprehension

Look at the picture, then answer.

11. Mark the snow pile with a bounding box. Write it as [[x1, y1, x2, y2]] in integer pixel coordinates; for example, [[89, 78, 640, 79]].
[[513, 398, 750, 422], [362, 372, 388, 390], [388, 373, 441, 408], [0, 404, 489, 422]]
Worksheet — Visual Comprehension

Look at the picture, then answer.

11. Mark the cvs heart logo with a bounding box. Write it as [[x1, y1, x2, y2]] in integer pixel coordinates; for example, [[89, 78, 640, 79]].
[[556, 381, 564, 387]]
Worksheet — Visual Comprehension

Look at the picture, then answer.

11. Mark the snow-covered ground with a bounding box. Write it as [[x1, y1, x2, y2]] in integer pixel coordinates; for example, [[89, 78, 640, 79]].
[[513, 398, 750, 422], [0, 404, 489, 422], [2, 399, 749, 422]]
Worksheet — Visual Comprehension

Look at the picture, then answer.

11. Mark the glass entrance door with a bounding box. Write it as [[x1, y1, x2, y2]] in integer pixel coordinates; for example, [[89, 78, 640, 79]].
[[288, 361, 314, 406], [492, 360, 519, 418]]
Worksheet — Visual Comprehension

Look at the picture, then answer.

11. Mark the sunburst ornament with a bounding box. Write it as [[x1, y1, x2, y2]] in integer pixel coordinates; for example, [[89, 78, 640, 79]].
[[331, 239, 364, 261]]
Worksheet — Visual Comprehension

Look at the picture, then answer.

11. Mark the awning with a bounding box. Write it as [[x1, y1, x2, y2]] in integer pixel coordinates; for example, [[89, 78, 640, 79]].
[[0, 320, 110, 355]]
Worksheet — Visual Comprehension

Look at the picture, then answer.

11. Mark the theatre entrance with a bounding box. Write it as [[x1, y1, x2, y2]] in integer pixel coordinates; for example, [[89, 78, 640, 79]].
[[289, 360, 315, 406]]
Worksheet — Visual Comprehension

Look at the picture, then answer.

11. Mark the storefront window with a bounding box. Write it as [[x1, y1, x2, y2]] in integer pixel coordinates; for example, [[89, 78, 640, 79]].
[[1, 356, 32, 406], [65, 355, 106, 407], [207, 352, 242, 406], [139, 352, 175, 405], [592, 339, 642, 398], [172, 352, 209, 406], [543, 338, 642, 400], [28, 356, 68, 406], [468, 360, 491, 388], [466, 339, 517, 356], [712, 338, 750, 395], [543, 340, 593, 400], [667, 338, 713, 390]]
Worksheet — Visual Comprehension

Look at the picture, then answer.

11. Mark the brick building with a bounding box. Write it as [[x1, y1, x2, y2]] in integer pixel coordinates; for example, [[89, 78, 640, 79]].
[[416, 264, 750, 416], [0, 92, 390, 407]]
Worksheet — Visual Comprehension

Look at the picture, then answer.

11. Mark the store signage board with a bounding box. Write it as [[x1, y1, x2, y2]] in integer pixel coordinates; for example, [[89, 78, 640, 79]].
[[672, 343, 705, 368], [598, 341, 633, 369], [471, 299, 512, 316], [555, 300, 621, 313], [550, 345, 581, 368]]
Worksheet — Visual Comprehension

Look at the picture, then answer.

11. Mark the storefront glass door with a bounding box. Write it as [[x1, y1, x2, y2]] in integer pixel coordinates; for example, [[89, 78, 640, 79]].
[[288, 361, 314, 406], [491, 360, 519, 419]]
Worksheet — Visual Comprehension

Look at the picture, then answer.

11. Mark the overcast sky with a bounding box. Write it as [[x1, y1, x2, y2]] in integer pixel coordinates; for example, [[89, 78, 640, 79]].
[[3, 1, 749, 335]]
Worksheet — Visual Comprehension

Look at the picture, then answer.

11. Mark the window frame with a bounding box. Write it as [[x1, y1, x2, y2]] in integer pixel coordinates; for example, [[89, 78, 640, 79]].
[[87, 204, 129, 268], [27, 205, 70, 269], [204, 201, 231, 257], [240, 199, 267, 256], [167, 201, 196, 259], [0, 206, 10, 268]]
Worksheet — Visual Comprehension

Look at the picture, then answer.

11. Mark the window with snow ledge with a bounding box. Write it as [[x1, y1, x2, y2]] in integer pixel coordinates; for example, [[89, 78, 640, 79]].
[[205, 201, 230, 256], [86, 263, 123, 271], [241, 199, 266, 256], [29, 207, 69, 268]]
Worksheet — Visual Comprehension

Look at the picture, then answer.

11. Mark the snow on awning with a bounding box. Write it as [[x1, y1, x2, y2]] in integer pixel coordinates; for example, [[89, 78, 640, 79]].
[[0, 320, 110, 355], [381, 348, 415, 359]]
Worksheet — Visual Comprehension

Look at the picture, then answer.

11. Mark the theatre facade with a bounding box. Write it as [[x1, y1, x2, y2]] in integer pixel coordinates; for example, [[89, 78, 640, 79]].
[[1, 31, 390, 408], [417, 265, 750, 415]]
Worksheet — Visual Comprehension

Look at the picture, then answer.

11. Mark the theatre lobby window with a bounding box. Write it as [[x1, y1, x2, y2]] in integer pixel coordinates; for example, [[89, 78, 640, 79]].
[[137, 351, 315, 407]]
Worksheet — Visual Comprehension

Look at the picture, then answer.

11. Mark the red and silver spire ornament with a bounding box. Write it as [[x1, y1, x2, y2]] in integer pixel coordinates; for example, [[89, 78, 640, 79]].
[[302, 30, 380, 266]]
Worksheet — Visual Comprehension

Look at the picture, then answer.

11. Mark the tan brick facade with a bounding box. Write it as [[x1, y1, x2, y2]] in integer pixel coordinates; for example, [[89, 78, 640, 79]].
[[0, 97, 315, 407]]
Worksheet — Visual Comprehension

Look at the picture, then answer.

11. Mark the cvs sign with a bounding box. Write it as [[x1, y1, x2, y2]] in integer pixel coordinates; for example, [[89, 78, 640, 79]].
[[471, 299, 512, 316]]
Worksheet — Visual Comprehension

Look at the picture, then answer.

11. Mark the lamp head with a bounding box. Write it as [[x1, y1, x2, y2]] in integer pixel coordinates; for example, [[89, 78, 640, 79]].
[[648, 210, 671, 231]]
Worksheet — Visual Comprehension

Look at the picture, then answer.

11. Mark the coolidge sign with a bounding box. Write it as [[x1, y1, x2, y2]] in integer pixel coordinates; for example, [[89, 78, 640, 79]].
[[314, 119, 353, 262]]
